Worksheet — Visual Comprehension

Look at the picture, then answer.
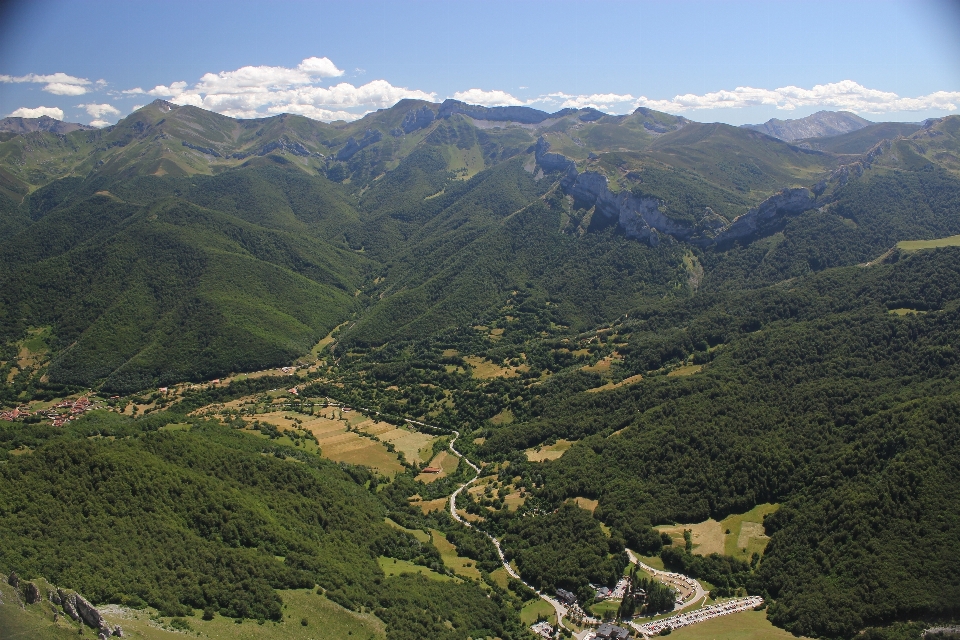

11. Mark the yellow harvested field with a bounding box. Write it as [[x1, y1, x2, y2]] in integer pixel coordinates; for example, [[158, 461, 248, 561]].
[[293, 414, 405, 475], [412, 497, 449, 513], [464, 355, 528, 379], [667, 609, 810, 640], [658, 519, 725, 556], [572, 497, 598, 512], [356, 419, 435, 464], [657, 504, 779, 560], [897, 234, 960, 251], [668, 364, 703, 377], [526, 439, 575, 462]]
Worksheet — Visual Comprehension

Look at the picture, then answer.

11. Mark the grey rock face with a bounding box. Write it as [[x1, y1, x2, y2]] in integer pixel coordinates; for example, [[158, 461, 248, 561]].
[[74, 591, 108, 630], [560, 170, 699, 246], [715, 187, 817, 245], [59, 589, 80, 621], [559, 166, 820, 247], [24, 581, 41, 604], [7, 572, 18, 588], [336, 129, 383, 161], [401, 106, 435, 134], [534, 137, 577, 173]]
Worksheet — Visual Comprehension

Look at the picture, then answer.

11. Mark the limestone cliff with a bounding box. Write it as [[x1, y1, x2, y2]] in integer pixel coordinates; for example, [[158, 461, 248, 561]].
[[535, 136, 822, 247]]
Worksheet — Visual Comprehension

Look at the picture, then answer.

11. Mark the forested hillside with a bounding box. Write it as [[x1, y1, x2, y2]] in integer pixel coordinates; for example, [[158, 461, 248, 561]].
[[1, 101, 959, 640]]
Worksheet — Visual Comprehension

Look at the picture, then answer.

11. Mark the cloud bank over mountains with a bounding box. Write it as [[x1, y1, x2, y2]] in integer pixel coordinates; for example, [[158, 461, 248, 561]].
[[122, 57, 435, 122], [4, 56, 960, 127]]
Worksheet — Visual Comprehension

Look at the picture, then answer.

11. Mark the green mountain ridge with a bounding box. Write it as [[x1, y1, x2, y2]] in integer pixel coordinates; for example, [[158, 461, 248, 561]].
[[2, 100, 960, 640]]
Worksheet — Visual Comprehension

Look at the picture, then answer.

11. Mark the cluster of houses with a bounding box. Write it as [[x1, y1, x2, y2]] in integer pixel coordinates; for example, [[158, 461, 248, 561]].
[[0, 396, 97, 426]]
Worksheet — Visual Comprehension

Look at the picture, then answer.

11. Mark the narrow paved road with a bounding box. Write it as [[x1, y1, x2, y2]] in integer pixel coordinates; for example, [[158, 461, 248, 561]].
[[326, 401, 584, 630], [626, 549, 707, 611], [445, 429, 572, 629]]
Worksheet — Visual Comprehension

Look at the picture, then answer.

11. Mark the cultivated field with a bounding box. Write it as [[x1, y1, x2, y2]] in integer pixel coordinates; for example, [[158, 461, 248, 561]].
[[355, 419, 435, 465], [657, 504, 778, 560], [272, 412, 406, 476], [897, 234, 960, 251], [526, 439, 575, 462]]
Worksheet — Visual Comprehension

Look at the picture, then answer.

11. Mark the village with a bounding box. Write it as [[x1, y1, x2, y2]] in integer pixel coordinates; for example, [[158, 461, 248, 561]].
[[0, 396, 99, 427]]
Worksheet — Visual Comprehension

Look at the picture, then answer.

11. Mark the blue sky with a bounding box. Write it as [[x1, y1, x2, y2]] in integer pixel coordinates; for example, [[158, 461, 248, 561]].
[[1, 0, 959, 127]]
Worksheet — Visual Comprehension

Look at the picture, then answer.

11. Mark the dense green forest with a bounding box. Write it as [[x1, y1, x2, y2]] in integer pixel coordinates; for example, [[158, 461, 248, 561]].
[[2, 100, 960, 639]]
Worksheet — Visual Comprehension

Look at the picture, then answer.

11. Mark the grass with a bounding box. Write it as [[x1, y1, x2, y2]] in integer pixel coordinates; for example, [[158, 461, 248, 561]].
[[415, 450, 459, 483], [463, 355, 527, 379], [572, 497, 599, 513], [520, 598, 556, 627], [665, 609, 810, 640], [889, 308, 927, 316], [897, 234, 960, 251], [0, 578, 385, 640], [720, 503, 779, 560], [586, 373, 644, 393], [526, 439, 575, 462], [656, 504, 778, 560], [384, 518, 431, 543], [430, 530, 484, 581], [589, 599, 621, 618], [668, 364, 703, 377], [377, 557, 453, 582]]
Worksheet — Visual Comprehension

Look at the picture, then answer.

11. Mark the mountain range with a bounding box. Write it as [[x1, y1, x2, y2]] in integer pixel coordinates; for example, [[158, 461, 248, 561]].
[[1, 98, 960, 640]]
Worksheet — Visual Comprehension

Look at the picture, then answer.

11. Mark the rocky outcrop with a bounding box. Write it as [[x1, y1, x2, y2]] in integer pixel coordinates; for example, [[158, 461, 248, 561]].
[[182, 140, 222, 157], [714, 187, 817, 246], [7, 571, 19, 588], [23, 581, 41, 604], [336, 129, 383, 161], [59, 589, 80, 622], [401, 106, 436, 134], [558, 165, 820, 247], [534, 137, 577, 173]]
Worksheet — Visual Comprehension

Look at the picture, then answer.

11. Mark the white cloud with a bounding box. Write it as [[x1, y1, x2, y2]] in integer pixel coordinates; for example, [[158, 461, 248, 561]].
[[131, 104, 144, 112], [80, 103, 121, 118], [44, 82, 89, 96], [634, 80, 960, 114], [0, 72, 90, 95], [298, 56, 344, 77], [8, 106, 65, 119], [120, 58, 434, 122], [453, 88, 527, 107], [540, 92, 637, 111], [89, 119, 112, 128]]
